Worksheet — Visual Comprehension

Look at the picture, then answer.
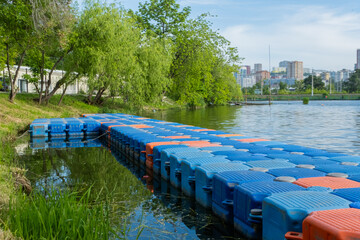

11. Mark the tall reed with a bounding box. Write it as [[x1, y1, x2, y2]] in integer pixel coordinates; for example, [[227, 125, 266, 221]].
[[6, 187, 121, 240]]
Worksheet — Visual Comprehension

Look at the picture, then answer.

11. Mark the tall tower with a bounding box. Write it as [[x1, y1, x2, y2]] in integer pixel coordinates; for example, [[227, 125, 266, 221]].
[[287, 61, 303, 80], [254, 63, 262, 73]]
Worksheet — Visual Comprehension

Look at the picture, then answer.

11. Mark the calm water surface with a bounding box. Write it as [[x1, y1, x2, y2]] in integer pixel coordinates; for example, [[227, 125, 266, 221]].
[[17, 100, 360, 239]]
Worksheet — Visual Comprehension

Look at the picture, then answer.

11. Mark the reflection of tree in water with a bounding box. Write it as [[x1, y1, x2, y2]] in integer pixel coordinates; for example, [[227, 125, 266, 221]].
[[18, 146, 154, 230], [139, 105, 241, 131]]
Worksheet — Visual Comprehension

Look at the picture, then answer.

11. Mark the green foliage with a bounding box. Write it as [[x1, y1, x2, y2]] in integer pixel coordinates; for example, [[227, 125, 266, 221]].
[[303, 75, 325, 90], [302, 97, 309, 104], [137, 0, 191, 37], [7, 187, 120, 240], [343, 69, 360, 93], [279, 81, 287, 91]]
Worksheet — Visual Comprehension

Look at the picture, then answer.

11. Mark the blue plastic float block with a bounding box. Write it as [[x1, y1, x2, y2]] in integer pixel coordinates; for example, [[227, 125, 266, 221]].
[[226, 154, 271, 162], [153, 145, 189, 175], [30, 122, 49, 137], [212, 171, 275, 224], [48, 121, 67, 135], [330, 155, 360, 163], [262, 191, 352, 240], [100, 121, 124, 133], [266, 154, 312, 161], [349, 174, 360, 183], [211, 139, 245, 146], [181, 156, 230, 197], [233, 181, 306, 240], [305, 151, 348, 158], [350, 201, 360, 209], [32, 118, 50, 123], [245, 159, 296, 170], [169, 151, 215, 188], [30, 137, 48, 149], [279, 144, 311, 152], [315, 164, 360, 176], [67, 132, 84, 138], [268, 168, 326, 179], [160, 147, 200, 181], [81, 119, 101, 134], [331, 187, 360, 202], [251, 141, 285, 146], [282, 156, 338, 166], [65, 119, 84, 134], [198, 146, 236, 152], [139, 138, 173, 165], [212, 150, 251, 158], [194, 162, 250, 209], [48, 138, 66, 148], [66, 138, 84, 148], [248, 149, 289, 155]]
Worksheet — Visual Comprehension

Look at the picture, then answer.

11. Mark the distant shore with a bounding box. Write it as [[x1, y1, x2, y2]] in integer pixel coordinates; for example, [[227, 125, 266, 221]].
[[242, 93, 360, 101]]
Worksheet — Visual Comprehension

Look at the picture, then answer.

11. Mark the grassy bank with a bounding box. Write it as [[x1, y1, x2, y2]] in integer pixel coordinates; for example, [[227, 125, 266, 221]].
[[0, 93, 175, 239]]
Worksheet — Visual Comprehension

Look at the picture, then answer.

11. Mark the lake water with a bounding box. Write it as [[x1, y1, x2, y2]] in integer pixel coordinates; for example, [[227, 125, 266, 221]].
[[17, 100, 360, 239]]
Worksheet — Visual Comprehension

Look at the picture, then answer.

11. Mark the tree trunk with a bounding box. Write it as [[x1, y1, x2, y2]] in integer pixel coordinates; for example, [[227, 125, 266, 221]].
[[41, 71, 73, 103], [58, 84, 68, 106], [93, 87, 106, 104], [39, 50, 45, 104], [7, 45, 26, 103]]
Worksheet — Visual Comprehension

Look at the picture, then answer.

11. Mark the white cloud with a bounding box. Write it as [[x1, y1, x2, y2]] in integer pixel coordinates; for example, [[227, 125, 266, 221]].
[[221, 6, 360, 70]]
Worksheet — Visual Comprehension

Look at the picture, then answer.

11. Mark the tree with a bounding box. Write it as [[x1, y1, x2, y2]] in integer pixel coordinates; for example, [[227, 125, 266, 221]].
[[344, 70, 360, 93], [0, 0, 34, 102], [137, 0, 191, 37], [293, 80, 304, 92], [28, 0, 76, 104], [303, 75, 324, 90], [279, 81, 287, 91]]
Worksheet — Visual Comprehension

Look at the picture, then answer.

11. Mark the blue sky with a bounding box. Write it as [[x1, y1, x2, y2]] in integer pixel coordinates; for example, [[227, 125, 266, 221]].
[[119, 0, 360, 71]]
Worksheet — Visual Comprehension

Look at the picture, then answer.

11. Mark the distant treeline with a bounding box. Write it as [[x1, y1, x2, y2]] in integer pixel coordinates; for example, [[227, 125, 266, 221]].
[[0, 0, 242, 106]]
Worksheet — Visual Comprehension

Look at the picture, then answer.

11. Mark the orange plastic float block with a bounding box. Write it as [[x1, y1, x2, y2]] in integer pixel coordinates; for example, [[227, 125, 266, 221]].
[[216, 134, 244, 137], [145, 142, 179, 169], [236, 138, 269, 143], [163, 136, 192, 139], [179, 141, 222, 148], [173, 125, 193, 128], [285, 208, 360, 240], [129, 124, 153, 129], [107, 125, 127, 131], [191, 129, 216, 132], [136, 117, 149, 120], [293, 176, 360, 189]]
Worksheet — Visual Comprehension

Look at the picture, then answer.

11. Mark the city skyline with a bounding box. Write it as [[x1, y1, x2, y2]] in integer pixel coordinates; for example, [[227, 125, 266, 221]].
[[118, 0, 360, 71]]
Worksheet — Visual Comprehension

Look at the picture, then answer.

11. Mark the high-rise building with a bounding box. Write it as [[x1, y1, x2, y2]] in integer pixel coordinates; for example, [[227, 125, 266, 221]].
[[244, 65, 251, 75], [255, 71, 270, 83], [356, 49, 360, 70], [287, 61, 303, 80], [254, 63, 262, 73], [279, 61, 290, 69]]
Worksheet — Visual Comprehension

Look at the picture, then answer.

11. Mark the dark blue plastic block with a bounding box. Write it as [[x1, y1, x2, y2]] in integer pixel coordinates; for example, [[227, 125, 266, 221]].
[[66, 119, 84, 133], [245, 160, 295, 170], [252, 141, 285, 146], [212, 150, 251, 158], [233, 181, 305, 239], [199, 146, 236, 152], [82, 119, 101, 134], [262, 191, 351, 240], [268, 167, 326, 179], [181, 156, 229, 197], [315, 164, 360, 176], [195, 162, 250, 208], [153, 144, 189, 175], [349, 174, 360, 183], [330, 156, 360, 163], [30, 123, 49, 137], [160, 147, 200, 181], [48, 122, 66, 134], [169, 151, 214, 188], [331, 187, 360, 202], [212, 171, 275, 224]]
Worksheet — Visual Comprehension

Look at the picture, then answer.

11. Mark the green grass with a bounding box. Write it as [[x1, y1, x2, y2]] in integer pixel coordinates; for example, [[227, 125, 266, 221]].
[[6, 187, 121, 240]]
